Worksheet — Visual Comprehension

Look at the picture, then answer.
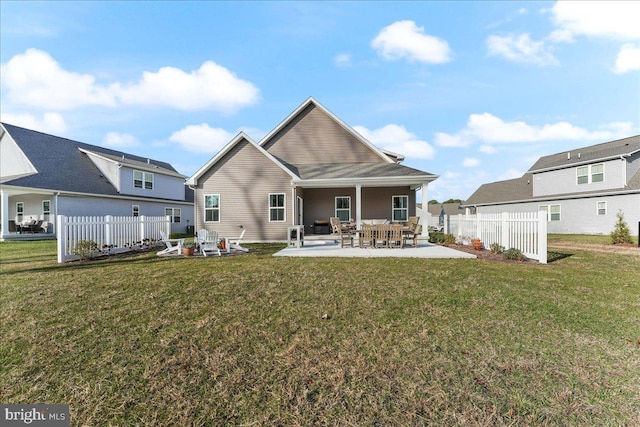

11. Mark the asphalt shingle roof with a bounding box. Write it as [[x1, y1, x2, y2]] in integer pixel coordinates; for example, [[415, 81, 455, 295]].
[[294, 163, 435, 180], [2, 123, 192, 202]]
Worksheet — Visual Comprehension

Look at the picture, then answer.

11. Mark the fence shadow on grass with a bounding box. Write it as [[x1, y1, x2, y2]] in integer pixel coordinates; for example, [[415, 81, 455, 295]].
[[547, 251, 573, 263]]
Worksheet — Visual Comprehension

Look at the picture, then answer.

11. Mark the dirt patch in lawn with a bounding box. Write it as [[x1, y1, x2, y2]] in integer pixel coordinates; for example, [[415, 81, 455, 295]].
[[548, 241, 640, 256], [444, 244, 540, 264]]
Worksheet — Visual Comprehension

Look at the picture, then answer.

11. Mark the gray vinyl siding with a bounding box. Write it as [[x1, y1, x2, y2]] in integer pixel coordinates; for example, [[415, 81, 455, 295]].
[[262, 104, 384, 165], [475, 194, 640, 235], [533, 158, 626, 197], [120, 166, 186, 200], [195, 138, 293, 241], [626, 152, 640, 184]]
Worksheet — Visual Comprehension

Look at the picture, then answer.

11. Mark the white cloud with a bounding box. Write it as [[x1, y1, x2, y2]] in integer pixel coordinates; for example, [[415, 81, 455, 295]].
[[353, 124, 436, 159], [1, 48, 116, 109], [462, 157, 480, 168], [613, 43, 640, 73], [371, 20, 452, 64], [486, 33, 558, 66], [478, 145, 497, 154], [102, 132, 140, 148], [551, 1, 640, 41], [436, 113, 635, 148], [1, 49, 260, 113], [169, 124, 235, 154], [113, 61, 260, 112], [333, 53, 352, 67], [0, 112, 66, 133]]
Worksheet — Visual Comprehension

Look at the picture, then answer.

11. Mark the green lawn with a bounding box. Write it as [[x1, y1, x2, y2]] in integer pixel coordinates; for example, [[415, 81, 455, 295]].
[[1, 240, 639, 426]]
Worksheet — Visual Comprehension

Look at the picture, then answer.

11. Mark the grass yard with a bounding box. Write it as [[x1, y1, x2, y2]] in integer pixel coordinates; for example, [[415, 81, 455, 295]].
[[1, 240, 639, 426]]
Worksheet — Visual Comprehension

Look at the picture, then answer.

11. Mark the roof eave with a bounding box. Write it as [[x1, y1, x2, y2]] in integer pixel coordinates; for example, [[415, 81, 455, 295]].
[[295, 174, 438, 189]]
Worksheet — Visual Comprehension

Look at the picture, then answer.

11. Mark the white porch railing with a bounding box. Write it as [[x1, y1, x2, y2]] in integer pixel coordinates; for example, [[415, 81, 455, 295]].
[[445, 212, 548, 264], [57, 215, 171, 263]]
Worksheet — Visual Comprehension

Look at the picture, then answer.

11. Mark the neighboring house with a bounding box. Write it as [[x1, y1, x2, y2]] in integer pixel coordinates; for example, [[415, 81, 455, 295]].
[[424, 202, 465, 229], [187, 97, 438, 242], [463, 135, 640, 235], [0, 123, 194, 240]]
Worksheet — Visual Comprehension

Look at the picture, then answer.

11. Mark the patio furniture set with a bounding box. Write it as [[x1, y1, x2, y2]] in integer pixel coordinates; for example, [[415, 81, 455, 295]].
[[329, 216, 422, 249], [10, 218, 50, 234], [157, 229, 248, 257]]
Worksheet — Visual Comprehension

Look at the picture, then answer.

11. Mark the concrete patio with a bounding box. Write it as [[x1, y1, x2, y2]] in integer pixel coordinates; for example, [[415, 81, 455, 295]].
[[274, 240, 476, 259]]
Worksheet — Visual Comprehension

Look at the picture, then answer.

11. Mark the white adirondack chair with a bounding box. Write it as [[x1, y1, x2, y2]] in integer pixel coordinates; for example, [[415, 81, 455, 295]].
[[228, 228, 248, 252], [157, 230, 184, 256], [200, 230, 221, 257]]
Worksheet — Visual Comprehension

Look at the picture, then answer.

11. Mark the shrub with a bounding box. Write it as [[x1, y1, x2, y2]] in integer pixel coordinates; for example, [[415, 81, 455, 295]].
[[610, 210, 633, 244], [489, 242, 505, 254], [428, 231, 445, 244], [444, 234, 457, 245], [73, 240, 99, 260], [503, 247, 527, 261]]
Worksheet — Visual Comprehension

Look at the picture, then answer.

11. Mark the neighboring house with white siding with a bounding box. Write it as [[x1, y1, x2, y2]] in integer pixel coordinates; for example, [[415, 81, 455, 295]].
[[187, 97, 438, 242], [0, 123, 194, 240], [463, 135, 640, 235]]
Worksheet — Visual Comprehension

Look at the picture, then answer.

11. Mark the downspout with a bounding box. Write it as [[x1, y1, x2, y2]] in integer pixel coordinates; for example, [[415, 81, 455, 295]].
[[188, 185, 197, 232], [54, 192, 60, 236]]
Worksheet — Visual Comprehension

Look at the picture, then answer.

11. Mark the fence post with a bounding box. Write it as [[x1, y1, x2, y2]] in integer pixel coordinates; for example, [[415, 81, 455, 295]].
[[165, 215, 172, 237], [139, 215, 146, 242], [57, 215, 66, 263], [501, 212, 509, 249], [457, 214, 462, 237], [476, 213, 481, 239], [104, 215, 113, 247], [538, 211, 548, 264]]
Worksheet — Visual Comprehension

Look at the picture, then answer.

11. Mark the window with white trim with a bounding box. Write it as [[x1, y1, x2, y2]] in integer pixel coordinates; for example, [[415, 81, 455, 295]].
[[597, 201, 606, 216], [165, 207, 181, 223], [269, 193, 285, 222], [42, 200, 50, 221], [134, 170, 153, 190], [577, 164, 604, 185], [204, 194, 220, 222], [16, 202, 24, 221], [392, 195, 409, 222], [539, 204, 561, 221], [335, 196, 351, 222], [132, 205, 140, 217]]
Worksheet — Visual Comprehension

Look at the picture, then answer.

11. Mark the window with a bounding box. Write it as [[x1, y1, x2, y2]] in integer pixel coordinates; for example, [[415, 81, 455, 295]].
[[335, 196, 351, 222], [577, 166, 588, 185], [134, 170, 153, 189], [577, 164, 604, 185], [539, 204, 561, 221], [42, 200, 50, 221], [16, 202, 24, 221], [204, 195, 220, 222], [165, 207, 181, 223], [591, 164, 604, 183], [392, 195, 409, 222], [269, 193, 285, 222], [597, 201, 607, 216], [132, 205, 140, 217]]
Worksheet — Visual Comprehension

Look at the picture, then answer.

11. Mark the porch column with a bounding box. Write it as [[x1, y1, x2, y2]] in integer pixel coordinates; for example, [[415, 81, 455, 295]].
[[0, 190, 8, 239], [355, 184, 362, 230], [421, 183, 429, 237]]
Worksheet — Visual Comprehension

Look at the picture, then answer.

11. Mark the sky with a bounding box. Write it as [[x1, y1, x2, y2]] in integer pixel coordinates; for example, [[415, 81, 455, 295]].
[[1, 1, 639, 202]]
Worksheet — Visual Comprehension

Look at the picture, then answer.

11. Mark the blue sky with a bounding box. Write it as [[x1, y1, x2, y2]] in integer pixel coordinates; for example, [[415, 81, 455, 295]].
[[1, 1, 639, 202]]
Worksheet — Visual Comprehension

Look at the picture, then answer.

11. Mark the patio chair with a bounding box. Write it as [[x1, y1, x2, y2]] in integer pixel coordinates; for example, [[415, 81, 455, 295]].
[[388, 224, 403, 248], [403, 224, 422, 248], [330, 217, 341, 235], [407, 216, 420, 232], [374, 223, 390, 248], [228, 228, 248, 252], [359, 223, 375, 248], [331, 218, 354, 248], [157, 230, 185, 256], [200, 230, 221, 257]]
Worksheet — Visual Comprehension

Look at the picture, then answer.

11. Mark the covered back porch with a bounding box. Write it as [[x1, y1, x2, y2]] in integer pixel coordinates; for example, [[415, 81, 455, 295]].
[[0, 187, 57, 241]]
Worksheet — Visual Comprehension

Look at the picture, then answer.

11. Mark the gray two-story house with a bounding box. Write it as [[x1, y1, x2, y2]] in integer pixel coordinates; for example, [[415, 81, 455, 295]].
[[0, 123, 194, 240], [463, 135, 640, 235]]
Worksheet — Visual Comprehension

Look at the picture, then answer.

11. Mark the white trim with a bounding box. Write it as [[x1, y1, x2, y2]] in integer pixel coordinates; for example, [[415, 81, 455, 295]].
[[335, 196, 351, 222], [187, 132, 298, 186], [268, 193, 286, 222], [295, 174, 438, 189], [392, 195, 409, 222], [204, 194, 221, 223], [258, 97, 395, 164]]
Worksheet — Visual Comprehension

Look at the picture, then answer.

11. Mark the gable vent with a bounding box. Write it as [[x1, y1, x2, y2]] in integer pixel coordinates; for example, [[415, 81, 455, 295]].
[[567, 152, 571, 159]]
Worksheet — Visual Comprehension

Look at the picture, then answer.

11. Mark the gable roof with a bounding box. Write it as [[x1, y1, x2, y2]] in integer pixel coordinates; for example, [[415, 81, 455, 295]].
[[1, 123, 191, 201], [186, 132, 299, 186], [464, 174, 534, 206], [259, 97, 395, 164], [529, 134, 640, 172]]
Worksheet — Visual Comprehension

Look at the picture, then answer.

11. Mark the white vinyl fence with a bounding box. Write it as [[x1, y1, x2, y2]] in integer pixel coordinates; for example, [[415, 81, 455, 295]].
[[445, 212, 548, 264], [57, 215, 171, 263]]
